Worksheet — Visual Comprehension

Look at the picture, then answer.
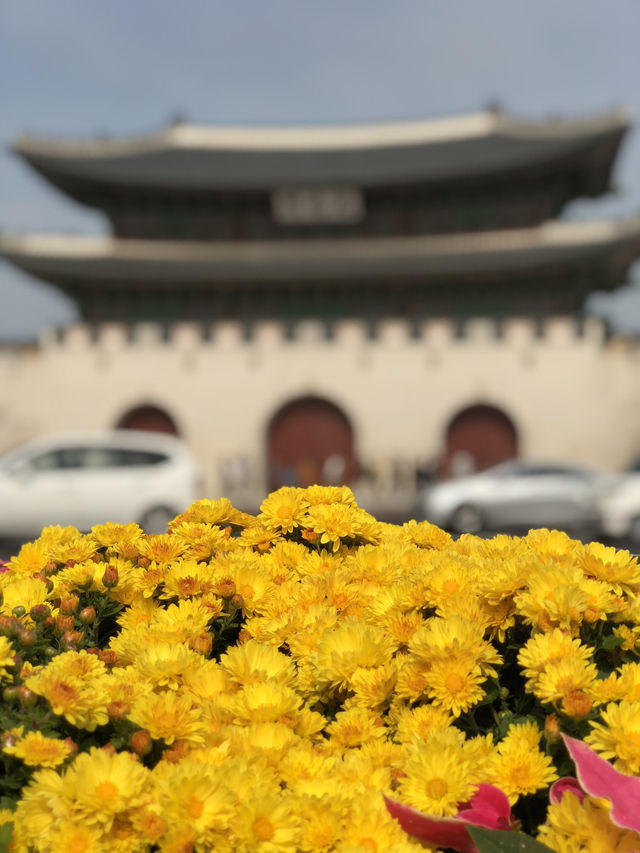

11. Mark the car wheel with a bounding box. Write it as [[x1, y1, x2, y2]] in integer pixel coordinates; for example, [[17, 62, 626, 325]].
[[139, 505, 176, 534], [450, 504, 484, 535]]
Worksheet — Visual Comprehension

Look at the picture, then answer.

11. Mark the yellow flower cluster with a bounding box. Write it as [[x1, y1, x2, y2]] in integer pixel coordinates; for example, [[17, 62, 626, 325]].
[[1, 487, 640, 851]]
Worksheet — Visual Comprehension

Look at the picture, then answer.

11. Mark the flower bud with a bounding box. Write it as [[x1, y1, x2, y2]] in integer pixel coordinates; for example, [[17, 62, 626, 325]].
[[55, 614, 75, 633], [59, 594, 80, 615], [107, 701, 131, 719], [1, 732, 18, 749], [137, 556, 151, 568], [17, 686, 38, 709], [98, 649, 117, 667], [188, 634, 213, 656], [29, 604, 51, 623], [2, 687, 19, 704], [543, 713, 561, 744], [229, 594, 244, 610], [78, 606, 96, 625], [237, 629, 252, 644], [213, 579, 236, 598], [102, 565, 119, 588], [11, 606, 26, 619], [101, 743, 117, 756], [43, 560, 58, 575], [17, 628, 37, 647], [130, 729, 152, 756], [62, 630, 84, 650], [63, 737, 78, 757]]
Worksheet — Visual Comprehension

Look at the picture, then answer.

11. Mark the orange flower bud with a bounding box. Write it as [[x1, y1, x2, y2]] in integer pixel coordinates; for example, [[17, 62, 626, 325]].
[[130, 729, 153, 756], [107, 701, 131, 719], [78, 606, 96, 625], [62, 630, 84, 649], [98, 649, 118, 667], [188, 634, 213, 656], [102, 565, 119, 588], [55, 615, 75, 633], [59, 595, 80, 615], [561, 692, 593, 719], [29, 604, 51, 623], [213, 579, 236, 598]]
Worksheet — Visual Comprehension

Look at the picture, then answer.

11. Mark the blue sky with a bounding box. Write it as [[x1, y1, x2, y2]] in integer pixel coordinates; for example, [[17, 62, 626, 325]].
[[2, 0, 640, 339]]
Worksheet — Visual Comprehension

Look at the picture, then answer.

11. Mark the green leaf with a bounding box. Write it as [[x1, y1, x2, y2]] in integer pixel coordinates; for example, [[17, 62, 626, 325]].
[[601, 634, 624, 650], [0, 821, 14, 853], [467, 826, 555, 852]]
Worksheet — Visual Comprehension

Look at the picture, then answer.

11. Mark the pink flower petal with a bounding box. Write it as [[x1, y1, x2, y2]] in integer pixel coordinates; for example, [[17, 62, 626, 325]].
[[549, 776, 585, 805], [384, 795, 477, 852], [384, 785, 514, 852], [563, 734, 640, 834]]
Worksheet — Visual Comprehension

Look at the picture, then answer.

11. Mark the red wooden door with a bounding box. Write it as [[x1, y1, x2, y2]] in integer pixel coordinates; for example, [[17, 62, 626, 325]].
[[267, 397, 357, 490], [117, 405, 178, 435], [439, 404, 517, 478]]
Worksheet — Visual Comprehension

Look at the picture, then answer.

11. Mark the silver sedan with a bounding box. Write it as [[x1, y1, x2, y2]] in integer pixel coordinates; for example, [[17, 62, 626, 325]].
[[415, 461, 606, 535]]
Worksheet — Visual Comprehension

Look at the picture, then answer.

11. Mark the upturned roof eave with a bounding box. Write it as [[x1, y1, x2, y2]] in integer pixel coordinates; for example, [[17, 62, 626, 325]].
[[11, 109, 632, 191], [2, 219, 640, 284]]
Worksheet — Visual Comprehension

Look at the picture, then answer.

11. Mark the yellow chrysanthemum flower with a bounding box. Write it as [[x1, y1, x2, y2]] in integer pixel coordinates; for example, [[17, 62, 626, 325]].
[[0, 635, 15, 680], [533, 656, 598, 708], [4, 731, 72, 768], [488, 740, 557, 804], [0, 575, 49, 620], [129, 691, 206, 745], [26, 651, 110, 731], [234, 791, 302, 852], [63, 747, 150, 828], [220, 639, 296, 687], [259, 487, 311, 534], [587, 700, 640, 774], [397, 741, 476, 815], [131, 640, 205, 691], [424, 657, 488, 716], [137, 532, 187, 563], [309, 622, 396, 694], [151, 760, 235, 847], [518, 628, 594, 686], [231, 682, 303, 725], [538, 792, 640, 853], [401, 519, 453, 550], [579, 541, 640, 595], [325, 707, 387, 750], [7, 540, 51, 574], [392, 703, 454, 744]]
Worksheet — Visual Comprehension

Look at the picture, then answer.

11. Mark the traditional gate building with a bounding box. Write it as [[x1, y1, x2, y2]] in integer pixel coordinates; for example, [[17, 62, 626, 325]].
[[1, 108, 640, 514]]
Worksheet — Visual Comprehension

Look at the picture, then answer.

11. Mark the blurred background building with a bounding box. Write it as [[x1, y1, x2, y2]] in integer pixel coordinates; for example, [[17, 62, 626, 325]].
[[1, 107, 640, 516]]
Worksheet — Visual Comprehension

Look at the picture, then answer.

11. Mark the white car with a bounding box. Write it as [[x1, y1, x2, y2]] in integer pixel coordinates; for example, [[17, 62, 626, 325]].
[[596, 468, 640, 543], [415, 460, 606, 535], [0, 430, 203, 539]]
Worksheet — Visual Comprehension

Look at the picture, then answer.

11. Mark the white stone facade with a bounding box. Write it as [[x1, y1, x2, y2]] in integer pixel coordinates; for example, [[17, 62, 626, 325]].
[[0, 316, 638, 516]]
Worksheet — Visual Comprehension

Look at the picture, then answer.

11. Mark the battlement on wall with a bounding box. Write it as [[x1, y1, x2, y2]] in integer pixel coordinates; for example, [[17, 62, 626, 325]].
[[32, 315, 611, 353]]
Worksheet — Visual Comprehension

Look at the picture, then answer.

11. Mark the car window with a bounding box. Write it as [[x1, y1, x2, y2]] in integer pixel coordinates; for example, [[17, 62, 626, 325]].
[[28, 450, 66, 470], [27, 447, 169, 470], [116, 450, 168, 466]]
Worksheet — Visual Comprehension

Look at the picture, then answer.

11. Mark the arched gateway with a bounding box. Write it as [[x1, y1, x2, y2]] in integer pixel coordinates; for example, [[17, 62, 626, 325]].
[[267, 397, 357, 491], [117, 404, 179, 435], [439, 404, 518, 478]]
